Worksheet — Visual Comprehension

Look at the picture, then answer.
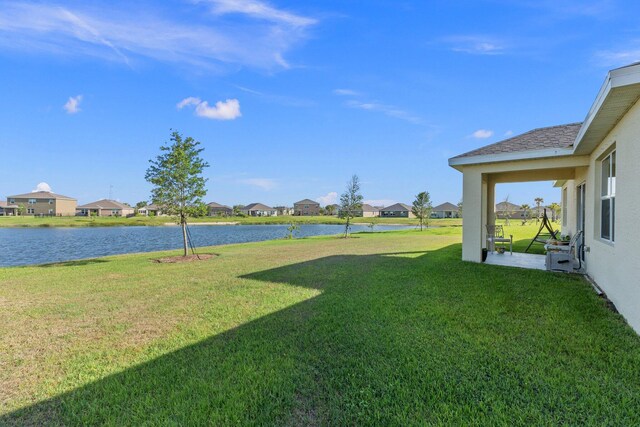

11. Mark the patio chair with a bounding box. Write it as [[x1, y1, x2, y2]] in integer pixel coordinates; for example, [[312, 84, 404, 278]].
[[486, 225, 513, 254], [544, 230, 583, 255]]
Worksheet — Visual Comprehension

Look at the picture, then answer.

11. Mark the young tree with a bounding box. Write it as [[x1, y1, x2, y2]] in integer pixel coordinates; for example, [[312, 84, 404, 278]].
[[521, 203, 531, 225], [502, 195, 514, 226], [457, 200, 463, 218], [286, 221, 299, 239], [232, 205, 244, 216], [534, 197, 544, 223], [145, 130, 209, 257], [325, 204, 336, 216], [339, 175, 363, 238], [412, 191, 432, 231]]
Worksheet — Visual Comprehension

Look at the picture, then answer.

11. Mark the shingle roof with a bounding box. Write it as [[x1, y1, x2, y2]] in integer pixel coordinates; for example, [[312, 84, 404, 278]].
[[8, 191, 76, 201], [452, 122, 582, 159], [244, 203, 274, 211], [433, 202, 459, 211], [294, 199, 319, 206], [77, 199, 131, 210], [381, 203, 411, 212], [495, 201, 523, 211], [0, 201, 19, 208], [207, 202, 232, 209], [361, 204, 379, 212]]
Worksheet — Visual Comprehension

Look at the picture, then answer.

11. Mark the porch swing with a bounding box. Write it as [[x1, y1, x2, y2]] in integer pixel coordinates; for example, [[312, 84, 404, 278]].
[[525, 209, 559, 253]]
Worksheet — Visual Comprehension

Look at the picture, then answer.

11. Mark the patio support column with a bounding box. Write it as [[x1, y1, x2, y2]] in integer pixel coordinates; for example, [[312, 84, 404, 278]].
[[487, 176, 496, 227], [462, 168, 484, 262]]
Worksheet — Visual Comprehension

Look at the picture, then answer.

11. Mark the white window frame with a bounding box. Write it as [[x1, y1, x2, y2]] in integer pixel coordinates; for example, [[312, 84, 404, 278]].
[[600, 150, 615, 243]]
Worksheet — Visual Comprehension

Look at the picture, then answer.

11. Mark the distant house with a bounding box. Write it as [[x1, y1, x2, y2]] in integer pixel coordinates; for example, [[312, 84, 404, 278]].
[[7, 191, 77, 216], [293, 199, 320, 216], [242, 203, 277, 217], [380, 203, 415, 218], [136, 203, 164, 216], [339, 203, 379, 218], [76, 199, 135, 217], [495, 201, 526, 219], [0, 201, 19, 216], [432, 202, 460, 219], [274, 206, 294, 216], [207, 202, 233, 217]]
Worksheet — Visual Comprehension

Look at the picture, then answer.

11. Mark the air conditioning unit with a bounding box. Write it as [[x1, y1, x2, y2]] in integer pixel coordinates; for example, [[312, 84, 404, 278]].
[[545, 252, 575, 272]]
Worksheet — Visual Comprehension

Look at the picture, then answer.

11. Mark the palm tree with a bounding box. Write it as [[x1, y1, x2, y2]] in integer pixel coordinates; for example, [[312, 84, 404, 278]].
[[534, 197, 544, 223], [521, 204, 531, 225], [549, 202, 561, 222]]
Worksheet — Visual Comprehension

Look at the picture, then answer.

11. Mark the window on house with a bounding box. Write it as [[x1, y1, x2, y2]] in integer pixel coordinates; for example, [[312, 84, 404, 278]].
[[49, 199, 54, 204], [28, 199, 36, 204], [600, 151, 616, 242], [9, 198, 15, 203], [27, 208, 34, 214]]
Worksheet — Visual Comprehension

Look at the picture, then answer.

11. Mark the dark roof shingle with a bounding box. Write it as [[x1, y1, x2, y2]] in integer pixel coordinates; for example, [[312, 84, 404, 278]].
[[453, 123, 582, 159], [433, 202, 459, 211], [8, 191, 76, 201], [77, 199, 131, 210]]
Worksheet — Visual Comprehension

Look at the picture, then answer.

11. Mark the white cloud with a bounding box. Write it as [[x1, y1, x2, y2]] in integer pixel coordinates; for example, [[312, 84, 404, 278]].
[[346, 100, 423, 124], [33, 182, 52, 192], [239, 178, 277, 190], [471, 129, 494, 139], [364, 199, 396, 207], [316, 192, 337, 206], [201, 0, 317, 27], [443, 35, 506, 55], [504, 130, 514, 137], [333, 88, 360, 96], [64, 95, 83, 114], [177, 97, 241, 120], [595, 45, 640, 67], [0, 2, 316, 71]]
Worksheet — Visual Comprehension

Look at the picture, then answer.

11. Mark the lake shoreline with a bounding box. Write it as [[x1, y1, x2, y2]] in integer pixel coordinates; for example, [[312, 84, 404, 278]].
[[0, 215, 460, 229], [0, 224, 414, 267]]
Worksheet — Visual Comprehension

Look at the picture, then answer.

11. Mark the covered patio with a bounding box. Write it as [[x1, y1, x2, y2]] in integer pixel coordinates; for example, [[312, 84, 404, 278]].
[[449, 123, 589, 265]]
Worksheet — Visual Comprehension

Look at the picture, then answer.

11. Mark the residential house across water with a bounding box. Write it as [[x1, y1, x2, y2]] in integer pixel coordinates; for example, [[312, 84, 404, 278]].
[[380, 203, 415, 218], [7, 191, 77, 216], [76, 199, 134, 217], [242, 203, 277, 217], [432, 202, 460, 218], [0, 201, 19, 216], [293, 199, 320, 216], [207, 202, 233, 216]]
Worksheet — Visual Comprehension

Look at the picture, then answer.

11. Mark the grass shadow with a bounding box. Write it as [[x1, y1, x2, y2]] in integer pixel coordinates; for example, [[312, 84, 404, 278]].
[[3, 243, 639, 425], [37, 259, 111, 268]]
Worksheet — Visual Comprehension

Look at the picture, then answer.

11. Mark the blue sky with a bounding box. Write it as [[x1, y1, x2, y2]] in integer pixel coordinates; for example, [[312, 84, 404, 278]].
[[1, 0, 639, 208]]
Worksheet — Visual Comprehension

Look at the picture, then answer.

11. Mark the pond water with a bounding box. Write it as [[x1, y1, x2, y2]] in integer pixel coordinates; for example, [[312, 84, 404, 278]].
[[0, 224, 411, 267]]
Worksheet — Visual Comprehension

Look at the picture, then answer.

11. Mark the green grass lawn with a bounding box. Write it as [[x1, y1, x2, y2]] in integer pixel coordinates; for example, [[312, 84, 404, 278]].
[[2, 228, 638, 425], [0, 214, 461, 228]]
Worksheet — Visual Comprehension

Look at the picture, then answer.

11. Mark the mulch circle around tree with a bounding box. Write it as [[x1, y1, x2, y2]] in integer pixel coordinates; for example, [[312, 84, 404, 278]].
[[152, 254, 217, 263]]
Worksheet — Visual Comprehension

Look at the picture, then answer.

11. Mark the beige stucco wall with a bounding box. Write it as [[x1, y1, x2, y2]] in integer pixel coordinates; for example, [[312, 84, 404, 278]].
[[294, 204, 320, 216], [12, 197, 77, 216], [55, 199, 77, 216], [572, 99, 640, 333], [460, 155, 590, 262]]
